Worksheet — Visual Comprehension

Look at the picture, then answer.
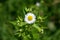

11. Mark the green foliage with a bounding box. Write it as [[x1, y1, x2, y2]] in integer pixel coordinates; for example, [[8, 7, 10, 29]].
[[0, 0, 60, 40]]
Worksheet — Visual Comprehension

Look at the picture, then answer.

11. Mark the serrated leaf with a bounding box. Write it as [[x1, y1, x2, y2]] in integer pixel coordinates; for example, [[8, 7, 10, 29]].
[[9, 21, 17, 26], [18, 22, 27, 27], [31, 27, 40, 40], [33, 24, 42, 32]]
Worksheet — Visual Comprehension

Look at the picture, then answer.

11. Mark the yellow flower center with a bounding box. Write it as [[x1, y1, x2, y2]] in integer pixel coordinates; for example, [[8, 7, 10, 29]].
[[28, 15, 33, 21]]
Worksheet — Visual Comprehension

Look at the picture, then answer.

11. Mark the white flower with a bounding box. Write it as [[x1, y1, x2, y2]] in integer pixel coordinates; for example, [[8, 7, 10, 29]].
[[36, 2, 40, 7], [24, 13, 36, 24]]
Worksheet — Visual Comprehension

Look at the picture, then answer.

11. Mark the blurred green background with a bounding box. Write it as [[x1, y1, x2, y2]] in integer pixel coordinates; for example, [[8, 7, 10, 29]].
[[0, 0, 60, 40]]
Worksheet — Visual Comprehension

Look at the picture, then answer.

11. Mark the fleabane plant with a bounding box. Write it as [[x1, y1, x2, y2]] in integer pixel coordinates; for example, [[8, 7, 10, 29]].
[[10, 6, 47, 40]]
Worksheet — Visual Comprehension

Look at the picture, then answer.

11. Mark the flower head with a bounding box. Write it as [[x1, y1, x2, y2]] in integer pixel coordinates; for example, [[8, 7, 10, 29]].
[[24, 13, 36, 24], [36, 2, 40, 7]]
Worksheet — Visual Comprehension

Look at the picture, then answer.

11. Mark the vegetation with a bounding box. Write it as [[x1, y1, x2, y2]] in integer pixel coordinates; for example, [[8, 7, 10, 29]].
[[0, 0, 60, 40]]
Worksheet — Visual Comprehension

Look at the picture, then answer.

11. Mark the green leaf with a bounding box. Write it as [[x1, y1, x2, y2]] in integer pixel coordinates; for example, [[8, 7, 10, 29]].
[[31, 27, 40, 40], [18, 22, 27, 27], [33, 24, 42, 32], [22, 33, 29, 40], [9, 21, 17, 26]]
